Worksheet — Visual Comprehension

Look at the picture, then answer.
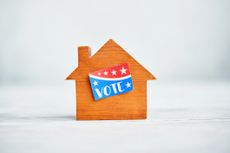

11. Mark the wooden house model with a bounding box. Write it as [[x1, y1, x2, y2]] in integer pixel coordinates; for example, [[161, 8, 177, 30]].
[[66, 39, 156, 120]]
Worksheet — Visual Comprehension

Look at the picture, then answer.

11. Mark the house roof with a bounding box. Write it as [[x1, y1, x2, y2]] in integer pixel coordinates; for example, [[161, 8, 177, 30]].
[[66, 39, 156, 81]]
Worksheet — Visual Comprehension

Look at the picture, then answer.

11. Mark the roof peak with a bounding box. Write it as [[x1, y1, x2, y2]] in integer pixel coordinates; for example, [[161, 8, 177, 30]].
[[103, 39, 120, 47]]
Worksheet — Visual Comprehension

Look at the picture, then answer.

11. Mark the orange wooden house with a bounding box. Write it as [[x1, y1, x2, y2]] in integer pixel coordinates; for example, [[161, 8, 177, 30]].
[[66, 39, 156, 120]]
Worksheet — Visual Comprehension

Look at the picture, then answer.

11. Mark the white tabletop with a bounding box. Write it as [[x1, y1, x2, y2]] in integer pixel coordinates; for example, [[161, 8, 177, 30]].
[[0, 81, 230, 153]]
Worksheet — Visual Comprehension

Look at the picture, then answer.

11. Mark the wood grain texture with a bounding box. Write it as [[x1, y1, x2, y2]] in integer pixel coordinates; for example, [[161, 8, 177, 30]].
[[67, 39, 156, 120]]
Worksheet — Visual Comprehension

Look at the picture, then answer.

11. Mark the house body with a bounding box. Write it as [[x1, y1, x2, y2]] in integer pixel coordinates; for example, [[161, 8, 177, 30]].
[[67, 39, 156, 120]]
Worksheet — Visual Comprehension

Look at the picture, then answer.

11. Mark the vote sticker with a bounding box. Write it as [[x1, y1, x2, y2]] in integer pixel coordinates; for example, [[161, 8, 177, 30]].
[[89, 63, 133, 101]]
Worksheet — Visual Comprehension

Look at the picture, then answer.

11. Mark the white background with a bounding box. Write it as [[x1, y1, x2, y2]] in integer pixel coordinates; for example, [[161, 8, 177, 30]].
[[0, 0, 230, 153], [0, 0, 229, 84]]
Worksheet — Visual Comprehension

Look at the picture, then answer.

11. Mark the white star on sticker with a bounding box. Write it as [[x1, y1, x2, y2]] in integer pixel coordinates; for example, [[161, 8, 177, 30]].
[[104, 71, 108, 75], [126, 82, 131, 88], [98, 72, 101, 76], [93, 81, 98, 86], [111, 70, 117, 75], [120, 67, 127, 75]]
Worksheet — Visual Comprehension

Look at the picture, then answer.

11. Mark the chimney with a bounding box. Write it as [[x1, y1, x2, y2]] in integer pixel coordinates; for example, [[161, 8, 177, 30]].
[[78, 46, 91, 67]]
